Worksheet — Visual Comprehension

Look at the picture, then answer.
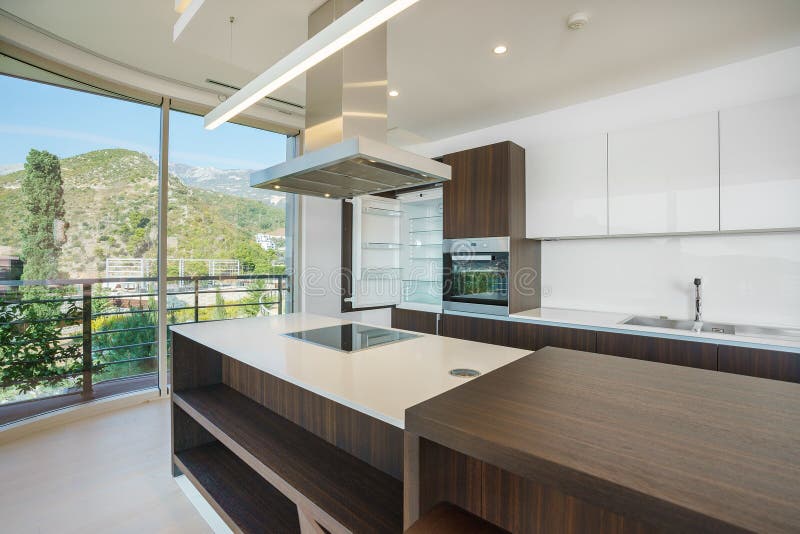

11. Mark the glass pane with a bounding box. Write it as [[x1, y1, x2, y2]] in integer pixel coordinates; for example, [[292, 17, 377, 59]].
[[165, 110, 290, 383], [0, 73, 160, 425]]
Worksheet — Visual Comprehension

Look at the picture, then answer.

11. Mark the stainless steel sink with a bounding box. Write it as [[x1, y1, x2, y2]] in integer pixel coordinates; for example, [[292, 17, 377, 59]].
[[622, 315, 797, 340], [623, 316, 697, 330]]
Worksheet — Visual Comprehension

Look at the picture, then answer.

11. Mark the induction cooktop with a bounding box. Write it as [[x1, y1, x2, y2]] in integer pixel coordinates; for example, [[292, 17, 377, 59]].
[[282, 323, 419, 353]]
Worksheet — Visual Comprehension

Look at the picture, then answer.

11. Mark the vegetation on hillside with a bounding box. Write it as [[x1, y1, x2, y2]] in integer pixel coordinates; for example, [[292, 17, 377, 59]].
[[0, 148, 286, 278]]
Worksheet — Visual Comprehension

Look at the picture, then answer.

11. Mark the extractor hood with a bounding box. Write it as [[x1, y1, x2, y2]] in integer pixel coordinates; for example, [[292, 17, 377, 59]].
[[250, 0, 450, 199]]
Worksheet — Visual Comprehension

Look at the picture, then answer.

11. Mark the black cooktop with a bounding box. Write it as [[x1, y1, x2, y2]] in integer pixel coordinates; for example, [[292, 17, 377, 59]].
[[282, 323, 419, 353]]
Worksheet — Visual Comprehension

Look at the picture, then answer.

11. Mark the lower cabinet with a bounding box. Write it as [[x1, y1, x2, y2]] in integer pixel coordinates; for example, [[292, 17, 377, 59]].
[[596, 331, 717, 370], [718, 345, 800, 383], [509, 322, 597, 352], [391, 308, 440, 335], [440, 314, 509, 346]]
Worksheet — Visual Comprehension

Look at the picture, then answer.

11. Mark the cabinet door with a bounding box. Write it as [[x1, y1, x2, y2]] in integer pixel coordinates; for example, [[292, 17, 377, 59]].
[[608, 113, 719, 235], [509, 322, 596, 352], [719, 94, 800, 231], [596, 331, 717, 370], [442, 143, 510, 238], [350, 195, 401, 309], [440, 314, 509, 346], [527, 135, 608, 238], [391, 308, 439, 335], [718, 345, 799, 383]]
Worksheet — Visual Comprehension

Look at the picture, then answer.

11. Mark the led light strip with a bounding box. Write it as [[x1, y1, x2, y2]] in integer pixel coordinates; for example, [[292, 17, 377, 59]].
[[203, 0, 420, 130]]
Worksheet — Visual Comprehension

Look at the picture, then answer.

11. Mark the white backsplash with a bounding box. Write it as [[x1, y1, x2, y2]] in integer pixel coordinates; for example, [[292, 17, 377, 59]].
[[540, 232, 800, 327]]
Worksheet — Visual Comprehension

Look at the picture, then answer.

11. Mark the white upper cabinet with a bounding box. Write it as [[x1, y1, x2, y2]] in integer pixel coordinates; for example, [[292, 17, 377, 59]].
[[719, 94, 800, 231], [526, 134, 608, 239], [608, 112, 719, 235]]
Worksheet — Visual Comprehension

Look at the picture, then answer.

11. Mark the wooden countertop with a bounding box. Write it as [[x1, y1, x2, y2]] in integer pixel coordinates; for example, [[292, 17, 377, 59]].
[[405, 347, 800, 533]]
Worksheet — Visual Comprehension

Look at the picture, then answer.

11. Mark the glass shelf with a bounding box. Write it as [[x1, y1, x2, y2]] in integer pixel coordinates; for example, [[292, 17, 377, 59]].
[[403, 293, 442, 306], [408, 215, 442, 221], [409, 257, 442, 261], [402, 279, 442, 283], [362, 243, 402, 250], [363, 206, 401, 217], [409, 229, 441, 234]]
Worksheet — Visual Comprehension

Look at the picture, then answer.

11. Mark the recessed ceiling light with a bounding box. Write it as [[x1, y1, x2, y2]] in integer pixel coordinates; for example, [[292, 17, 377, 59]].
[[567, 12, 589, 30], [388, 89, 399, 97], [324, 193, 331, 198], [493, 45, 508, 55], [273, 185, 281, 190]]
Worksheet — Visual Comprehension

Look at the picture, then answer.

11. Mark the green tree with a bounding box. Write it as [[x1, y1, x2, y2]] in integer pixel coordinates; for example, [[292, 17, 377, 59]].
[[212, 291, 227, 320], [20, 149, 66, 281]]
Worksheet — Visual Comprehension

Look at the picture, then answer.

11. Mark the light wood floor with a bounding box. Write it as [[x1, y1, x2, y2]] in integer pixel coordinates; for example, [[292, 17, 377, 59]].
[[0, 398, 211, 533]]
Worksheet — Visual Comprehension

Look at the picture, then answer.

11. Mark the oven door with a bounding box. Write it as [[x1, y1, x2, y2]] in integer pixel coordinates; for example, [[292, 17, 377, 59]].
[[443, 238, 509, 316]]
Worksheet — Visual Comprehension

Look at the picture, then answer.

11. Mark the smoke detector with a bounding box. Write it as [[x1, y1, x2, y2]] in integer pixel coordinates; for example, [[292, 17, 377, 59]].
[[567, 12, 589, 30]]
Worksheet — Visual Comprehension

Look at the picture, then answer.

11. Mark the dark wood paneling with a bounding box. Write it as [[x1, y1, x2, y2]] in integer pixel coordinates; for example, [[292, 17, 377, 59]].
[[509, 322, 597, 352], [173, 403, 216, 454], [418, 438, 482, 519], [406, 347, 800, 533], [175, 442, 301, 534], [391, 308, 439, 335], [171, 332, 222, 392], [440, 314, 509, 346], [596, 331, 717, 370], [174, 384, 403, 533], [481, 463, 654, 534], [442, 142, 511, 239], [222, 355, 403, 480], [718, 345, 800, 383], [407, 502, 509, 534]]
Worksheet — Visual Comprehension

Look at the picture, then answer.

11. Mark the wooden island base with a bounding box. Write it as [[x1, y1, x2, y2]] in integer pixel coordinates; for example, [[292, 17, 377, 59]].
[[171, 333, 404, 533]]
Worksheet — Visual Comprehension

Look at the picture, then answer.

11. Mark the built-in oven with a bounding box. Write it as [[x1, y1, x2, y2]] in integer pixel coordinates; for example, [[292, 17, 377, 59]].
[[443, 237, 509, 316]]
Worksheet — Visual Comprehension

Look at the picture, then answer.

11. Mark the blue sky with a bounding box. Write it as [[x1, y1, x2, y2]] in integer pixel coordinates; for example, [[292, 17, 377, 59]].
[[0, 74, 287, 170]]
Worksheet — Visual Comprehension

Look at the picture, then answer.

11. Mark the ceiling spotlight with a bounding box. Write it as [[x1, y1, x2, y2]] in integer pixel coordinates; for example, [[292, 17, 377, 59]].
[[273, 185, 281, 190], [567, 12, 589, 30], [493, 45, 508, 55], [324, 193, 331, 198], [388, 89, 399, 97]]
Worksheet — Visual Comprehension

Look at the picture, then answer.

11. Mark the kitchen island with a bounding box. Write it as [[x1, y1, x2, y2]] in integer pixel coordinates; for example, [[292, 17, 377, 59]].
[[169, 313, 529, 533], [171, 313, 800, 533]]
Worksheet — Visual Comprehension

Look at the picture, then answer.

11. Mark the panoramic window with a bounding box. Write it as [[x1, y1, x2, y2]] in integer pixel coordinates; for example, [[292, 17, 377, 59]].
[[0, 72, 161, 422], [165, 110, 289, 328]]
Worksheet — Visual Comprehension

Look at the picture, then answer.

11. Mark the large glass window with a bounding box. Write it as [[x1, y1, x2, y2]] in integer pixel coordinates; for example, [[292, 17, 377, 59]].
[[0, 72, 161, 423], [0, 63, 292, 426], [165, 110, 289, 334]]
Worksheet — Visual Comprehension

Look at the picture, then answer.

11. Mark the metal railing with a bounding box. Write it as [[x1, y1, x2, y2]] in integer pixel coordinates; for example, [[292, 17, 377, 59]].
[[0, 274, 288, 423]]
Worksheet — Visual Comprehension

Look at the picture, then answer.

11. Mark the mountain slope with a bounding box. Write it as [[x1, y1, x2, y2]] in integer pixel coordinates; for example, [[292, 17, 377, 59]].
[[0, 149, 285, 279], [168, 163, 286, 205]]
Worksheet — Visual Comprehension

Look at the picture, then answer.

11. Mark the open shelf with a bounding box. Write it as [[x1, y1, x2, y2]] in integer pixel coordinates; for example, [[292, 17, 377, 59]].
[[363, 206, 401, 217], [175, 442, 301, 534], [408, 215, 442, 221], [363, 242, 402, 250], [173, 384, 403, 533]]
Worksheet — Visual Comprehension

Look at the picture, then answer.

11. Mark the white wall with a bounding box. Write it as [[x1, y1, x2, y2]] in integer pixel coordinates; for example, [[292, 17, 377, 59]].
[[410, 46, 800, 327], [298, 196, 392, 325]]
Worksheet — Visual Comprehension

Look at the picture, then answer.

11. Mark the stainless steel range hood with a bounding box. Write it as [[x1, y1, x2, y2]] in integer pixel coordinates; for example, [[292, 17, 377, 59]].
[[250, 0, 450, 199]]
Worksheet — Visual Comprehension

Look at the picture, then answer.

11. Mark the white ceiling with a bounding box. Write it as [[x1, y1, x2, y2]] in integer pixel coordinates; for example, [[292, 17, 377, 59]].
[[2, 0, 800, 142]]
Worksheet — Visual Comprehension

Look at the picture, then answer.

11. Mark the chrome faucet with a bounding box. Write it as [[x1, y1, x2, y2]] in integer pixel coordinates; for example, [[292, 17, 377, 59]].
[[694, 277, 703, 322]]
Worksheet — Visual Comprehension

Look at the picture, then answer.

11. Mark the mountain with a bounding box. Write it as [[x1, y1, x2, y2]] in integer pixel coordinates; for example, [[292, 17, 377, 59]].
[[0, 149, 286, 279], [168, 163, 286, 206], [0, 164, 23, 176]]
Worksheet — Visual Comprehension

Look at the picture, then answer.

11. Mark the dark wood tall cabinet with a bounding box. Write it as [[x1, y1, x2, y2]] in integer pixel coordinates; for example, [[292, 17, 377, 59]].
[[441, 141, 541, 313]]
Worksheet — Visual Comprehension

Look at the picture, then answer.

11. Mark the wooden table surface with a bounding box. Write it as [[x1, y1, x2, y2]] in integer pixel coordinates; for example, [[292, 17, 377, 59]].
[[405, 347, 800, 533]]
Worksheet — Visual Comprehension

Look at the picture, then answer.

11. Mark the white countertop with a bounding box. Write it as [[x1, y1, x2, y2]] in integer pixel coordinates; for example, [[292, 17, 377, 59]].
[[170, 313, 530, 429], [508, 307, 800, 351]]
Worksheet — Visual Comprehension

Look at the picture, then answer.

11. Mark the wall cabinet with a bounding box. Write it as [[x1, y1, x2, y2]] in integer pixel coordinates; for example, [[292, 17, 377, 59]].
[[526, 134, 608, 239], [442, 141, 524, 239], [440, 314, 509, 346], [719, 93, 800, 231], [718, 345, 799, 383], [608, 112, 719, 235], [595, 331, 717, 370], [508, 322, 596, 353], [391, 308, 440, 335]]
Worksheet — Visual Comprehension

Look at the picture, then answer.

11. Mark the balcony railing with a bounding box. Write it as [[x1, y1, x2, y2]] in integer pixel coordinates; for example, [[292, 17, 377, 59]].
[[0, 274, 288, 426]]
